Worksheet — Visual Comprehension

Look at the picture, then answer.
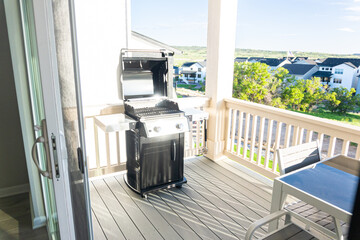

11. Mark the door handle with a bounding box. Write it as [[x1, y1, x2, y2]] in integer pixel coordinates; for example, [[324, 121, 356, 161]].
[[77, 147, 84, 174], [171, 140, 176, 162], [31, 119, 52, 179]]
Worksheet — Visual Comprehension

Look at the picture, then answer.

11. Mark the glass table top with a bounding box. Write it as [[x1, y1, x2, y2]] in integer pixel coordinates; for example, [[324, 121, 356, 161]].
[[280, 163, 359, 213]]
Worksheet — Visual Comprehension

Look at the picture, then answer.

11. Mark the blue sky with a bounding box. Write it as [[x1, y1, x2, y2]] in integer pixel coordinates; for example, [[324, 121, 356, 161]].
[[131, 0, 360, 54]]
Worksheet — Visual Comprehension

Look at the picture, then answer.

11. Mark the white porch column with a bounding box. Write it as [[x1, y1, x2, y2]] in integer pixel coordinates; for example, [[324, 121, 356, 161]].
[[205, 0, 238, 161]]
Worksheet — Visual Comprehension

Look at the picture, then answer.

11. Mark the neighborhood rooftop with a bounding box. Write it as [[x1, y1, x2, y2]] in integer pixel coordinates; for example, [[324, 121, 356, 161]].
[[282, 64, 316, 75], [319, 58, 360, 67]]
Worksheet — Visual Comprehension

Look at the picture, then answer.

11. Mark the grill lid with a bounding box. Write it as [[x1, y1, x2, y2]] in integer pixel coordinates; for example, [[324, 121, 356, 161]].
[[120, 50, 171, 100]]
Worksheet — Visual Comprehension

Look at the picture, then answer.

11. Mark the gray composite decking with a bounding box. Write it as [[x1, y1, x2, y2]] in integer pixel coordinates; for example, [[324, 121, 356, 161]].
[[90, 157, 343, 240]]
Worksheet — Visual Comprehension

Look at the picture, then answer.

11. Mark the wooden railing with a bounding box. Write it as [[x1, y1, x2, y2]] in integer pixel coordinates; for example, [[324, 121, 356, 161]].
[[224, 98, 360, 179], [85, 97, 210, 178]]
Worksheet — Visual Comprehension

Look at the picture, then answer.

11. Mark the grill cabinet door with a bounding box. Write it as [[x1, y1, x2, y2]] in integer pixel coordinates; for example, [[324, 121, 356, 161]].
[[140, 134, 184, 190]]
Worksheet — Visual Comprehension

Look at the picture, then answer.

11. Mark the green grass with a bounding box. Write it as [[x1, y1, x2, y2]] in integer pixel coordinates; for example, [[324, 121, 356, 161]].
[[294, 110, 360, 127], [233, 145, 280, 172], [172, 46, 360, 66], [176, 84, 198, 90]]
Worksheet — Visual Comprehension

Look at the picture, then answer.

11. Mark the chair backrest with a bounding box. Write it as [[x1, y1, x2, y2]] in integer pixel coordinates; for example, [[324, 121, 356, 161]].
[[277, 140, 321, 175]]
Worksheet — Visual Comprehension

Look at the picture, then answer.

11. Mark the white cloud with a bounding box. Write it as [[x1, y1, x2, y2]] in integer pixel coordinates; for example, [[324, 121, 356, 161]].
[[354, 0, 360, 2], [344, 15, 360, 21], [337, 27, 356, 32], [346, 6, 360, 12]]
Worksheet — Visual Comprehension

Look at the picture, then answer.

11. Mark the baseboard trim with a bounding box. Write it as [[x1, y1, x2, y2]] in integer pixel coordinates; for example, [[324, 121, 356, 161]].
[[0, 183, 30, 198]]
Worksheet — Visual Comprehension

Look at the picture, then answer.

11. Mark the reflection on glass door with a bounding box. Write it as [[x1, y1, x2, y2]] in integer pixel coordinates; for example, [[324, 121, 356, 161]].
[[20, 0, 60, 239]]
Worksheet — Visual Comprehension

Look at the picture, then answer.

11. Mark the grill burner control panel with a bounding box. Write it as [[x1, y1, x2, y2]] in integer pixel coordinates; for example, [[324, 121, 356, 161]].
[[141, 117, 190, 138]]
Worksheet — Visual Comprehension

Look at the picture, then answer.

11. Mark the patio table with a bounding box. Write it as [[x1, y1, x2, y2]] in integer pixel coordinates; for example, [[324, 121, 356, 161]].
[[269, 155, 359, 239]]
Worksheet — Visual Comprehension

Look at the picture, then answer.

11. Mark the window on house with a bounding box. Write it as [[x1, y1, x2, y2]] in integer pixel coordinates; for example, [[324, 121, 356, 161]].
[[191, 68, 193, 70], [330, 68, 332, 71], [184, 74, 188, 77], [333, 78, 342, 83], [335, 69, 343, 74], [197, 74, 201, 78], [325, 68, 329, 71], [198, 68, 201, 72], [190, 73, 196, 78]]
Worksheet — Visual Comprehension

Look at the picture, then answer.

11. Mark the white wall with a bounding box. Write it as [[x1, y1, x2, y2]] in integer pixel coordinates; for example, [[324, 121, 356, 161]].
[[331, 64, 356, 90], [74, 0, 130, 107]]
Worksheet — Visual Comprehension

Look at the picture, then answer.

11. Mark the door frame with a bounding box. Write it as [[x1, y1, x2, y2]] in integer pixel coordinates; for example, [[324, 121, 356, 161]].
[[5, 0, 77, 238]]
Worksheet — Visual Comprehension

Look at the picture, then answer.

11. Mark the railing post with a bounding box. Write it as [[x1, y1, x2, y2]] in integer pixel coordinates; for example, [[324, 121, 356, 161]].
[[204, 0, 238, 161]]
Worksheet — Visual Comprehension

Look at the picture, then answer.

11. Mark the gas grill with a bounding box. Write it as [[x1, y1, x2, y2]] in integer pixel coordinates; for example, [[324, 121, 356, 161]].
[[119, 49, 188, 197]]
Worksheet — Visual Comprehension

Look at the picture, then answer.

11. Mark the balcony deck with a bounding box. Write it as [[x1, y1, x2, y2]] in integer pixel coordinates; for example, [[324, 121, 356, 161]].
[[89, 157, 337, 240]]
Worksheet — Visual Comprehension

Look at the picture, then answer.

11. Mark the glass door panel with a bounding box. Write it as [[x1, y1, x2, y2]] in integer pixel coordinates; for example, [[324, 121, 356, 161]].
[[20, 0, 59, 239]]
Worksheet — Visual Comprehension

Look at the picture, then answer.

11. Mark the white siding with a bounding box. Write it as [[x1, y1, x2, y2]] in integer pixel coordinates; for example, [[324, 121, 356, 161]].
[[75, 0, 129, 106], [330, 63, 356, 90]]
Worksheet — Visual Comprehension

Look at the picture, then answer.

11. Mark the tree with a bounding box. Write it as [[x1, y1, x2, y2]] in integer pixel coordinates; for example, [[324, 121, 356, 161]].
[[233, 62, 271, 103], [297, 77, 324, 112], [324, 87, 360, 114]]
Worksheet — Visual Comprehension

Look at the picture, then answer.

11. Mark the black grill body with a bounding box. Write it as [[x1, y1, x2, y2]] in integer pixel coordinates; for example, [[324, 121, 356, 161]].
[[121, 50, 187, 197]]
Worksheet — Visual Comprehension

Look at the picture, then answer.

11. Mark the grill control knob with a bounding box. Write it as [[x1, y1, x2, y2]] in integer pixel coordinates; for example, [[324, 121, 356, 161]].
[[154, 126, 162, 132], [176, 123, 184, 130]]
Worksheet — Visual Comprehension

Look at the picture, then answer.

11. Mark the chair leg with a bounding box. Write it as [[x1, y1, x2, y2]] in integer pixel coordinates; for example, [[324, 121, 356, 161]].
[[333, 217, 344, 240]]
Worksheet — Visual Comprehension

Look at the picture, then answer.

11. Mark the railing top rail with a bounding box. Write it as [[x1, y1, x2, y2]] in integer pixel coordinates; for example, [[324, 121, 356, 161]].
[[225, 97, 360, 142]]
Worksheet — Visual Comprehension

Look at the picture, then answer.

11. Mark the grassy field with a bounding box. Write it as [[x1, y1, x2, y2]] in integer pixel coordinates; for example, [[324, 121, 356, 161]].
[[295, 110, 360, 127], [173, 46, 360, 66]]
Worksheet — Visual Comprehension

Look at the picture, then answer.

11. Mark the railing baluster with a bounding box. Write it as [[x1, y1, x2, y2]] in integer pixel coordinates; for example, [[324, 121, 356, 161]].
[[230, 109, 237, 153], [243, 113, 250, 159], [272, 121, 283, 172], [236, 111, 244, 156], [105, 132, 111, 168], [284, 124, 291, 148], [264, 119, 273, 169], [196, 121, 201, 155], [116, 132, 121, 165], [318, 133, 324, 152], [327, 136, 336, 158], [225, 108, 233, 151], [93, 122, 100, 170], [249, 115, 258, 162], [293, 126, 300, 145], [297, 128, 304, 145], [356, 145, 360, 159], [341, 140, 350, 156], [257, 117, 265, 166], [306, 130, 313, 143]]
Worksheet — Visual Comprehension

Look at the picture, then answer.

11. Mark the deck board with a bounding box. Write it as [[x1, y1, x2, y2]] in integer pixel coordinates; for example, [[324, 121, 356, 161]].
[[90, 156, 347, 240], [92, 180, 144, 240], [115, 175, 182, 240]]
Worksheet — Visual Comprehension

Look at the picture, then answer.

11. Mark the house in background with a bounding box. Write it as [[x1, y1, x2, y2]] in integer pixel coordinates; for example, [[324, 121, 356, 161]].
[[179, 61, 206, 84], [318, 58, 360, 91], [282, 64, 318, 79], [234, 57, 290, 70]]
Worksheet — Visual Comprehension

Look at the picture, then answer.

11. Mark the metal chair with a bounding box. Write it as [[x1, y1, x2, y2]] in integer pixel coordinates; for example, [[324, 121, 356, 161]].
[[277, 140, 321, 175], [246, 141, 332, 240]]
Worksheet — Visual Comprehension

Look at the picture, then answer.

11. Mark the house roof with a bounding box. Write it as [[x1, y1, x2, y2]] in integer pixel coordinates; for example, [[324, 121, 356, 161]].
[[181, 70, 197, 74], [182, 62, 197, 67], [293, 59, 317, 65], [318, 58, 360, 67], [258, 58, 284, 67], [234, 57, 248, 63], [235, 57, 285, 66], [198, 60, 207, 68], [131, 31, 182, 55], [344, 62, 357, 68], [282, 64, 316, 75], [312, 71, 332, 78]]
